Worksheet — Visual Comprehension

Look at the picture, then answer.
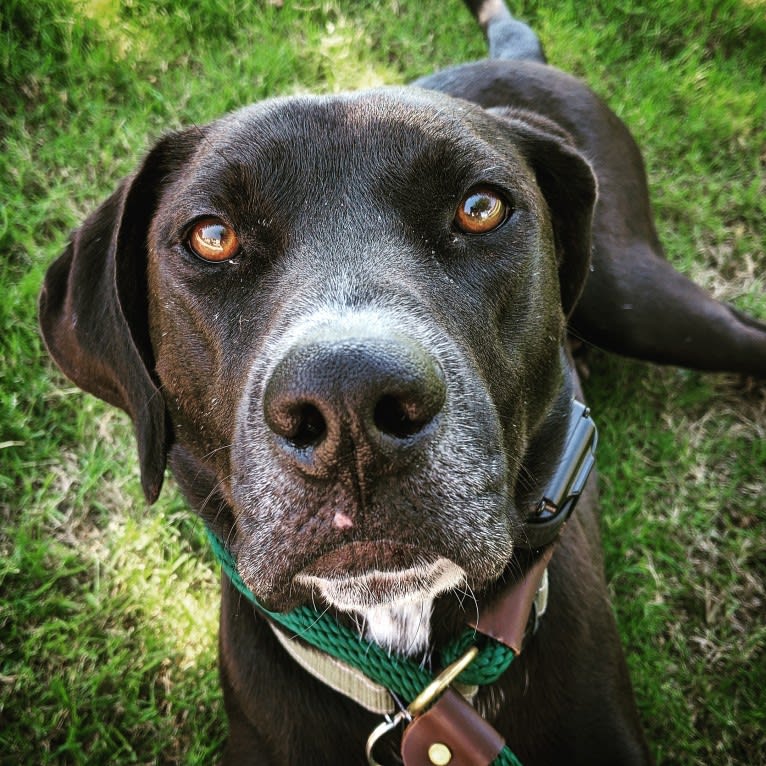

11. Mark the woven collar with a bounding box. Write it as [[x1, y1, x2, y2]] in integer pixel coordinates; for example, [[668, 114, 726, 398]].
[[269, 622, 399, 714], [266, 564, 550, 715], [206, 529, 547, 766], [206, 529, 519, 702]]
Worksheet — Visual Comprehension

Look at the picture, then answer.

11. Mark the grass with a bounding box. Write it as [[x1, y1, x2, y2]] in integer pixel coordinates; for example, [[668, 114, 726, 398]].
[[1, 0, 764, 763]]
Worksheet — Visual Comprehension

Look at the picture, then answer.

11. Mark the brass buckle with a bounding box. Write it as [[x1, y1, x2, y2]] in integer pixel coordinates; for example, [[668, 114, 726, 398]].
[[365, 646, 479, 766]]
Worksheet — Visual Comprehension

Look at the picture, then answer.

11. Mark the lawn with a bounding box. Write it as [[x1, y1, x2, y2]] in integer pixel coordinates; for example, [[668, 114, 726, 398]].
[[1, 0, 764, 763]]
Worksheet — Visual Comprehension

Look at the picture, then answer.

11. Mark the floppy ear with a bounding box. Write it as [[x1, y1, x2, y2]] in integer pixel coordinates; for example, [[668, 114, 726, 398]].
[[39, 128, 204, 503], [489, 107, 598, 317]]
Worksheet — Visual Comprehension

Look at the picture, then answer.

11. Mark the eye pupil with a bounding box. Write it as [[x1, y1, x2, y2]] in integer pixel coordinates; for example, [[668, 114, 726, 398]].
[[465, 193, 497, 220], [188, 218, 239, 262], [199, 224, 227, 250], [455, 188, 508, 234]]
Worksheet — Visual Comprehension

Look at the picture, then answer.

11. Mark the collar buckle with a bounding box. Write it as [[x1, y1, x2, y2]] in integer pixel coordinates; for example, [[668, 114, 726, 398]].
[[365, 647, 480, 766]]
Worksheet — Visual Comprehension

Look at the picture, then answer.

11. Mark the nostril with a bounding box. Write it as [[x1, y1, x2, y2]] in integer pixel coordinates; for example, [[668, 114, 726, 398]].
[[373, 394, 435, 439], [262, 336, 446, 469], [287, 403, 327, 448]]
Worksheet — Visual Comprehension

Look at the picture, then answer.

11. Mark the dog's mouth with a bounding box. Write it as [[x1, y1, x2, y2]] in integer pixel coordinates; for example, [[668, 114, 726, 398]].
[[294, 541, 466, 611]]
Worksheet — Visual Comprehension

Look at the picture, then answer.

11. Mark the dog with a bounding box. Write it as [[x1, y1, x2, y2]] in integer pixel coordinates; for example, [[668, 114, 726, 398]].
[[39, 1, 766, 763]]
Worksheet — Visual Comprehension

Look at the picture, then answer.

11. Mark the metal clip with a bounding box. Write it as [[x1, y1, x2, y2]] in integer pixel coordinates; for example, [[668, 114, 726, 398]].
[[365, 647, 480, 766], [530, 566, 549, 635], [407, 646, 479, 715], [365, 710, 411, 766]]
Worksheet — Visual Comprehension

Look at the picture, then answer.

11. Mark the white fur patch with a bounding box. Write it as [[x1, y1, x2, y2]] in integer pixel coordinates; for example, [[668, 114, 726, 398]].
[[361, 600, 434, 657], [296, 558, 466, 656]]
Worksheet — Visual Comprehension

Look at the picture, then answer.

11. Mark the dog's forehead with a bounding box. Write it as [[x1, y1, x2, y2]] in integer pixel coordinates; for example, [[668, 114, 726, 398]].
[[218, 87, 496, 145], [152, 87, 543, 228], [183, 87, 526, 186]]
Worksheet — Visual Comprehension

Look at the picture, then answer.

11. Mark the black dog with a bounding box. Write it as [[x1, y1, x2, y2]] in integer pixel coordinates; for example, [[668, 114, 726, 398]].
[[39, 1, 766, 763]]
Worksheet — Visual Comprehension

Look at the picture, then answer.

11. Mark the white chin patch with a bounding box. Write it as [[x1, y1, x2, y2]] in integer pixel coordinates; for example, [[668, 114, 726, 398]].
[[360, 599, 435, 657], [296, 558, 466, 657]]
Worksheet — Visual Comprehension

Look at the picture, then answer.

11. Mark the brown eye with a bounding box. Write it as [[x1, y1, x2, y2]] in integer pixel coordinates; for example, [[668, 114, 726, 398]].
[[454, 188, 509, 234], [187, 218, 239, 262]]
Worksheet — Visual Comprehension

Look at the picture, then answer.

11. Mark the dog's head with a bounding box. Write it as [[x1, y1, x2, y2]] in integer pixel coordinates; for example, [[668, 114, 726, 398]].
[[40, 88, 596, 631]]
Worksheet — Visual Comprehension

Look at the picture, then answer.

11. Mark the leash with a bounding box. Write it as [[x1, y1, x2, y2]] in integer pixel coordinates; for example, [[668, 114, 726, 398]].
[[205, 400, 596, 765]]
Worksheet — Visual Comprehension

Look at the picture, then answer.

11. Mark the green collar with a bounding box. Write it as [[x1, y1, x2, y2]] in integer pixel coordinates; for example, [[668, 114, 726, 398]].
[[206, 529, 517, 700], [206, 528, 524, 766]]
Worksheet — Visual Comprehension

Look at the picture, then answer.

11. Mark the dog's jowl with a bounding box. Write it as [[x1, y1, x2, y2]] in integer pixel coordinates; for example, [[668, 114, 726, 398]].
[[39, 1, 766, 764]]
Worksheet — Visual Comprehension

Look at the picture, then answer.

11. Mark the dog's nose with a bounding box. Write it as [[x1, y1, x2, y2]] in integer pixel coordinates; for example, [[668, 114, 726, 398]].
[[263, 338, 446, 475]]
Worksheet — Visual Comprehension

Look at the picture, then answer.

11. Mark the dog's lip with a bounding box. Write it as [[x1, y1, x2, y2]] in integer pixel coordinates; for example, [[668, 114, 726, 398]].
[[295, 543, 465, 611], [298, 540, 427, 579]]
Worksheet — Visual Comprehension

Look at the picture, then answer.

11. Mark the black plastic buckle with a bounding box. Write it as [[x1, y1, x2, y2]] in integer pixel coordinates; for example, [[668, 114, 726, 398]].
[[524, 400, 597, 550]]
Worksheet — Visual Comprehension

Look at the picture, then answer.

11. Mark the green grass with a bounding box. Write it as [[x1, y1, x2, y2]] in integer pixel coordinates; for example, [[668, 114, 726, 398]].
[[1, 0, 764, 763]]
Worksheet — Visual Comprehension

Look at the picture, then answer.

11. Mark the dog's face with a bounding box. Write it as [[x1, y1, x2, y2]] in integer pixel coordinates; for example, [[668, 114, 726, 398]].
[[40, 87, 596, 640]]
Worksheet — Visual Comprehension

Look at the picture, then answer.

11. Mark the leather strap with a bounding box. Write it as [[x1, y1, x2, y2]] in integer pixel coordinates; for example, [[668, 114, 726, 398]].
[[401, 689, 505, 766], [469, 546, 554, 654], [399, 552, 551, 765]]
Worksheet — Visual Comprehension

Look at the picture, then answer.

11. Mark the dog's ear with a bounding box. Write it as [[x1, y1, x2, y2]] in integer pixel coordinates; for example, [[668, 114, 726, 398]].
[[489, 107, 597, 317], [39, 128, 205, 503]]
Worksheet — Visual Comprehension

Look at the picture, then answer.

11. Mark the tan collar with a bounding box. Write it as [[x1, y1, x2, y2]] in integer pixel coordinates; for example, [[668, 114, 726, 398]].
[[270, 622, 397, 714]]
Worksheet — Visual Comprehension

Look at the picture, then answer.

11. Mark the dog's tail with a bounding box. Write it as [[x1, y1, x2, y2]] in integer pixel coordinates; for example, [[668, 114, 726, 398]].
[[463, 0, 546, 63]]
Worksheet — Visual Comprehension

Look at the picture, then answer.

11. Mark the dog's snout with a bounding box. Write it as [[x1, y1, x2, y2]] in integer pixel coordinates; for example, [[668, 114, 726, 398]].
[[262, 337, 446, 474]]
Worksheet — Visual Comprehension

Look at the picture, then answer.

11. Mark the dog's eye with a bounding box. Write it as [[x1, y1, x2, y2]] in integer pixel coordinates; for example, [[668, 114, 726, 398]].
[[187, 218, 239, 262], [454, 188, 508, 234]]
